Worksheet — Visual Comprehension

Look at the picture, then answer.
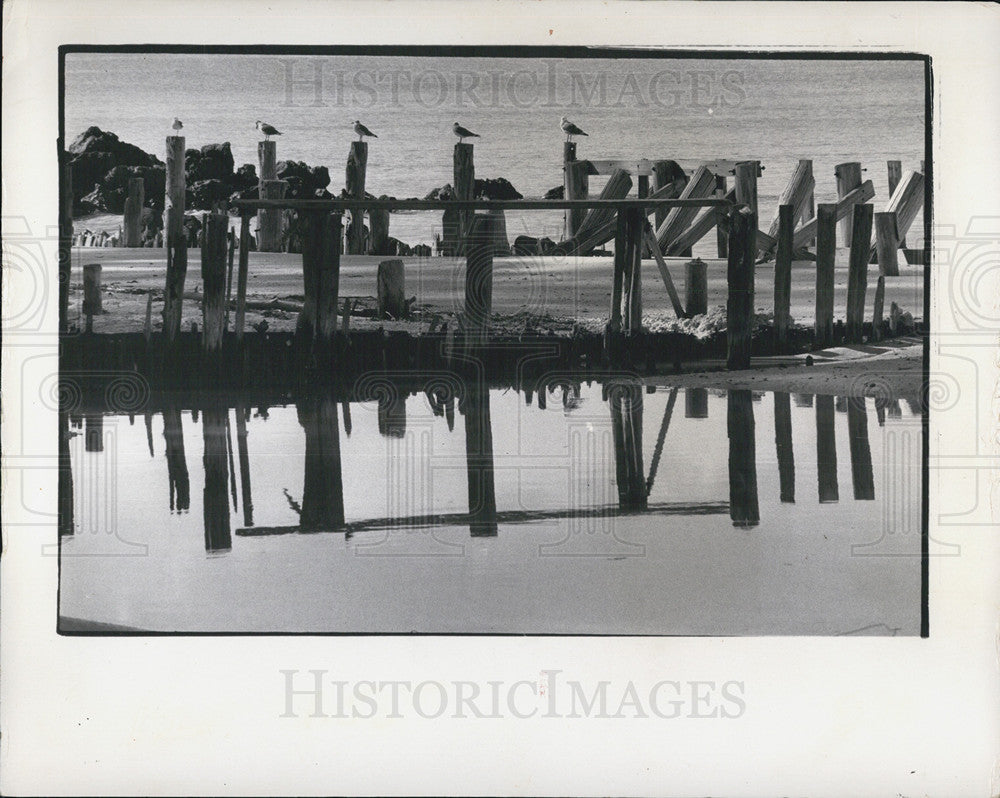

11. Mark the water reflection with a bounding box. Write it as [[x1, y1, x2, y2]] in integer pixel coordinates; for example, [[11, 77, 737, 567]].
[[727, 390, 760, 527], [201, 404, 231, 552]]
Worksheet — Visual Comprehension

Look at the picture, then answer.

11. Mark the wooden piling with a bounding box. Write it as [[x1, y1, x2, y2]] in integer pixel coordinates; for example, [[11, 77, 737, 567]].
[[577, 168, 632, 244], [733, 161, 759, 222], [258, 140, 276, 182], [608, 210, 627, 338], [773, 204, 794, 352], [163, 405, 190, 512], [886, 160, 904, 248], [714, 175, 728, 258], [258, 179, 287, 252], [464, 382, 498, 536], [369, 207, 390, 255], [870, 170, 924, 262], [774, 391, 795, 503], [814, 203, 838, 348], [874, 211, 900, 277], [815, 395, 839, 503], [223, 229, 235, 331], [654, 165, 715, 251], [684, 387, 709, 418], [847, 397, 875, 500], [200, 212, 229, 354], [623, 209, 643, 334], [202, 404, 232, 551], [871, 275, 886, 342], [726, 206, 755, 370], [454, 142, 475, 254], [58, 145, 73, 335], [82, 263, 102, 333], [846, 203, 874, 343], [765, 160, 814, 252], [464, 213, 498, 348], [835, 162, 863, 246], [564, 142, 589, 239], [684, 257, 708, 317], [346, 141, 368, 255], [377, 259, 407, 319], [641, 222, 684, 319], [123, 177, 144, 247], [727, 389, 760, 527], [758, 180, 874, 254], [235, 213, 250, 345], [652, 161, 682, 231], [298, 212, 342, 348], [162, 135, 187, 345]]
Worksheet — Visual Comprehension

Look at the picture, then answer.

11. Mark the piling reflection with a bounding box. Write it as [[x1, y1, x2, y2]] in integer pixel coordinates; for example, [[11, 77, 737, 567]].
[[201, 404, 232, 552], [462, 380, 498, 537], [684, 387, 709, 418], [815, 395, 839, 503], [84, 413, 103, 452], [609, 382, 647, 511], [378, 391, 407, 438], [773, 391, 795, 503], [162, 405, 190, 512], [727, 389, 760, 527], [297, 396, 345, 531], [58, 409, 74, 536], [235, 403, 254, 527], [847, 397, 875, 500]]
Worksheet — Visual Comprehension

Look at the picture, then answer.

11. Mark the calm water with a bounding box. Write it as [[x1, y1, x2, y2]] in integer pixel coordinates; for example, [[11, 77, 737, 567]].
[[64, 54, 926, 248], [59, 382, 923, 635]]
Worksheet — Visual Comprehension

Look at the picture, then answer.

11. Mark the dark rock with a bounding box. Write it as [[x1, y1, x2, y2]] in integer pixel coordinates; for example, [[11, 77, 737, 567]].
[[544, 185, 564, 200], [187, 179, 232, 210], [474, 177, 522, 200], [140, 207, 163, 246], [310, 165, 330, 190], [424, 184, 453, 201], [412, 244, 432, 257], [184, 215, 203, 247], [84, 164, 166, 214], [231, 163, 258, 192], [185, 142, 234, 182], [67, 126, 162, 211]]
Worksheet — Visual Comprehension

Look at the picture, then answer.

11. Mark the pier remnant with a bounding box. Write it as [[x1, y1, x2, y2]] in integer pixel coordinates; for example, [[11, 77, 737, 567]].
[[454, 142, 475, 255], [258, 179, 287, 252], [654, 165, 715, 251], [377, 259, 407, 320], [297, 212, 342, 350], [764, 160, 814, 256], [874, 211, 900, 277], [887, 160, 905, 247], [869, 170, 924, 264], [623, 209, 643, 334], [714, 175, 728, 258], [726, 206, 755, 370], [235, 214, 251, 345], [346, 141, 368, 255], [201, 212, 229, 354], [871, 275, 886, 342], [773, 204, 794, 352], [641, 222, 684, 318], [814, 203, 837, 348], [835, 162, 864, 246], [846, 203, 874, 344], [564, 142, 589, 239], [684, 257, 708, 317], [162, 134, 187, 345], [727, 390, 760, 527], [815, 395, 839, 503], [369, 207, 390, 255], [82, 263, 102, 333], [123, 177, 144, 247]]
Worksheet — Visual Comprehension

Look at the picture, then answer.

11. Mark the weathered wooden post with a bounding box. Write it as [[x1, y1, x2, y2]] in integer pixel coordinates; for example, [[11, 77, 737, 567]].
[[734, 161, 759, 221], [464, 213, 498, 349], [871, 275, 886, 342], [605, 210, 627, 359], [163, 405, 190, 512], [815, 394, 839, 503], [773, 204, 794, 352], [726, 206, 755, 370], [814, 203, 838, 348], [223, 228, 235, 331], [200, 212, 229, 354], [846, 203, 874, 343], [684, 387, 709, 418], [774, 391, 795, 503], [369, 207, 390, 255], [58, 144, 73, 335], [714, 175, 728, 258], [122, 177, 144, 247], [655, 165, 715, 251], [652, 160, 684, 230], [765, 160, 815, 254], [454, 142, 475, 255], [377, 259, 407, 319], [684, 257, 708, 317], [162, 134, 187, 345], [727, 389, 760, 527], [874, 212, 900, 277], [847, 397, 875, 500], [623, 209, 643, 335], [258, 179, 287, 252], [82, 263, 102, 333], [803, 159, 816, 246], [835, 162, 863, 246], [234, 213, 251, 345], [298, 396, 345, 531], [870, 170, 924, 263], [297, 212, 342, 350], [564, 142, 589, 239], [346, 141, 368, 255], [202, 404, 232, 552]]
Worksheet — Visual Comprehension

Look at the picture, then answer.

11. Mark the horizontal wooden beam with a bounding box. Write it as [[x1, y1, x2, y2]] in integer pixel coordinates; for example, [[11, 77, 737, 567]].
[[585, 159, 764, 178], [234, 197, 733, 213]]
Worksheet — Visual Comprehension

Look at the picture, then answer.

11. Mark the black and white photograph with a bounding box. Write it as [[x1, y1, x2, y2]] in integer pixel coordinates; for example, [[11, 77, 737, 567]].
[[2, 2, 998, 795]]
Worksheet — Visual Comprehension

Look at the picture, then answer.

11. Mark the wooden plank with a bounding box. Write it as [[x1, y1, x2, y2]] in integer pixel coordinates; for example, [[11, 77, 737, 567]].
[[564, 180, 682, 255], [564, 140, 589, 239], [625, 209, 643, 333], [665, 187, 736, 256], [586, 158, 761, 177], [715, 175, 728, 258], [814, 203, 837, 348], [764, 159, 814, 250], [235, 196, 730, 212], [755, 179, 877, 254], [609, 210, 627, 331], [642, 222, 685, 318], [846, 203, 874, 343], [576, 168, 632, 244], [874, 211, 900, 277], [654, 165, 716, 250], [869, 170, 924, 261], [871, 275, 886, 342]]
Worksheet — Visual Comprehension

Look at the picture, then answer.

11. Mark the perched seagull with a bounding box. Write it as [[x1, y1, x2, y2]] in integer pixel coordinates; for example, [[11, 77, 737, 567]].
[[256, 120, 282, 141], [452, 122, 480, 143], [172, 117, 183, 132], [561, 116, 588, 141], [353, 121, 377, 141]]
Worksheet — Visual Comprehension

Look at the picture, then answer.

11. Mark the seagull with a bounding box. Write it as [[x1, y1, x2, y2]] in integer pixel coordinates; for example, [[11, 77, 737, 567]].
[[256, 120, 282, 141], [353, 121, 377, 141], [172, 118, 183, 132], [452, 122, 480, 143], [561, 116, 588, 141]]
